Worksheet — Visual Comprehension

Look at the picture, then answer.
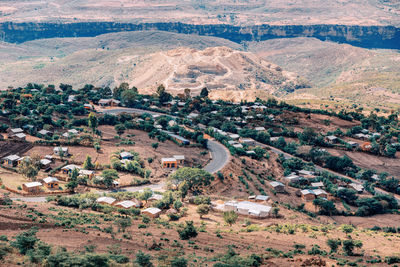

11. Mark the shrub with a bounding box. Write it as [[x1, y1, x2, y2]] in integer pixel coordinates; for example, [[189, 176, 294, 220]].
[[178, 221, 198, 240], [135, 251, 153, 267]]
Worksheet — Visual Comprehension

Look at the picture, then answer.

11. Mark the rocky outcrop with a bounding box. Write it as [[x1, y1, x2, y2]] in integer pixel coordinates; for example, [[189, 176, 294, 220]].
[[0, 22, 399, 49]]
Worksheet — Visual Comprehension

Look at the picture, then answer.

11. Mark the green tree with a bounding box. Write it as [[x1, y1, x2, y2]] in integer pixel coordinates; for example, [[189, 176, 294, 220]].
[[151, 142, 159, 150], [11, 228, 39, 254], [313, 198, 336, 216], [168, 167, 214, 197], [115, 124, 126, 135], [121, 89, 137, 107], [326, 238, 341, 253], [223, 211, 238, 226], [66, 168, 79, 193], [156, 84, 171, 104], [342, 240, 362, 256], [17, 158, 39, 181], [178, 221, 198, 240], [135, 251, 153, 267], [200, 87, 209, 98], [171, 257, 188, 267], [115, 217, 132, 232], [101, 169, 119, 188], [83, 155, 95, 170], [88, 112, 98, 137], [196, 204, 210, 218], [139, 188, 153, 204]]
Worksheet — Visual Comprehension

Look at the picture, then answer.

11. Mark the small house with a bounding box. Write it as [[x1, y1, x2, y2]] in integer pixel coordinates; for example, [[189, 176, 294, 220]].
[[115, 200, 141, 209], [301, 189, 316, 201], [42, 177, 59, 189], [229, 134, 240, 140], [325, 135, 338, 144], [8, 128, 23, 137], [120, 151, 133, 160], [79, 169, 95, 179], [283, 174, 301, 184], [313, 189, 328, 199], [61, 164, 80, 175], [142, 207, 162, 218], [98, 99, 120, 107], [148, 194, 163, 202], [96, 197, 116, 205], [269, 181, 285, 193], [38, 129, 52, 137], [349, 183, 364, 193], [2, 154, 20, 167], [40, 159, 52, 170], [68, 129, 79, 135], [22, 182, 42, 193], [240, 138, 257, 146], [53, 147, 69, 156], [84, 104, 93, 110], [173, 155, 185, 165], [161, 158, 178, 168], [12, 133, 26, 141], [311, 182, 324, 188], [297, 170, 315, 178], [255, 195, 270, 202], [232, 143, 243, 149], [347, 141, 359, 148], [254, 127, 266, 132]]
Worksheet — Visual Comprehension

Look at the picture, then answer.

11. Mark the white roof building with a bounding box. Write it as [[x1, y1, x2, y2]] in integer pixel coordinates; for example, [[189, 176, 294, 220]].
[[96, 197, 116, 205], [115, 200, 140, 209], [173, 155, 185, 161], [142, 207, 162, 215], [3, 154, 21, 161], [43, 177, 59, 184], [255, 127, 266, 131], [24, 182, 42, 188]]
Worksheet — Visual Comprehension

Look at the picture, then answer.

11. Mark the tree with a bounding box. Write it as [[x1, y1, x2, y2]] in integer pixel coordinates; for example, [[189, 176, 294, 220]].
[[83, 155, 94, 170], [272, 207, 280, 218], [200, 87, 209, 98], [156, 84, 171, 104], [171, 257, 188, 267], [342, 240, 362, 256], [88, 112, 98, 137], [139, 188, 153, 204], [313, 198, 336, 216], [11, 228, 38, 254], [101, 169, 119, 188], [326, 238, 341, 253], [66, 168, 79, 193], [121, 89, 137, 107], [168, 167, 214, 197], [115, 217, 132, 232], [178, 221, 198, 240], [223, 211, 238, 226], [196, 204, 210, 218], [113, 82, 129, 99], [115, 124, 126, 135], [184, 88, 191, 100], [135, 251, 153, 267], [151, 142, 159, 150], [17, 158, 39, 181]]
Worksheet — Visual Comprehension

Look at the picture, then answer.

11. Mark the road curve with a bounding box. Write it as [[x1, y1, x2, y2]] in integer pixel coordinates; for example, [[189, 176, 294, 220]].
[[204, 140, 230, 173]]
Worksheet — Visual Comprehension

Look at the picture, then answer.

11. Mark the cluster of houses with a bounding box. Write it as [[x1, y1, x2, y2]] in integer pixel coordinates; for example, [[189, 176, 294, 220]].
[[2, 154, 53, 171], [95, 193, 163, 218], [7, 128, 27, 141], [22, 176, 60, 193], [213, 195, 272, 218]]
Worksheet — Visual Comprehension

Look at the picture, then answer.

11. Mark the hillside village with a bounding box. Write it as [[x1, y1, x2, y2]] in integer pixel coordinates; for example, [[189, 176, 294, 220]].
[[0, 83, 400, 266]]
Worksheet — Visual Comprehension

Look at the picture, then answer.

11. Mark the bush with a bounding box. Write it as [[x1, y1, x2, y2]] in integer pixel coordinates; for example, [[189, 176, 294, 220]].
[[135, 251, 153, 267], [11, 227, 39, 254], [178, 221, 198, 240], [385, 256, 400, 264]]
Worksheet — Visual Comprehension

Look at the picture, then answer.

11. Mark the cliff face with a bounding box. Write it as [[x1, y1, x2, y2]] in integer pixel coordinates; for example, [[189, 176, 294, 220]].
[[0, 22, 399, 49]]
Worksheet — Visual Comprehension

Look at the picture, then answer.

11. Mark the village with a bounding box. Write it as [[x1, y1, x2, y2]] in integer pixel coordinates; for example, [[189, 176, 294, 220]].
[[0, 84, 399, 266]]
